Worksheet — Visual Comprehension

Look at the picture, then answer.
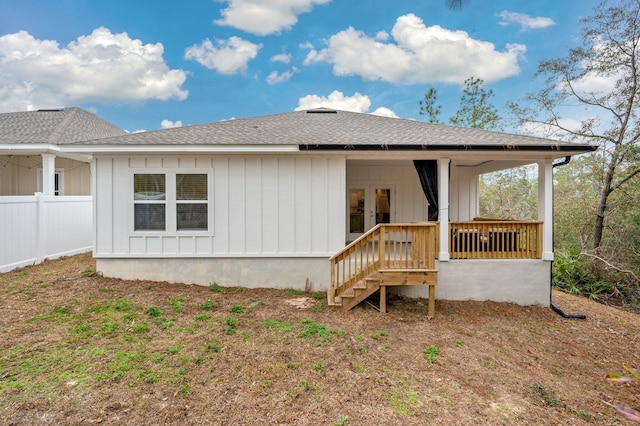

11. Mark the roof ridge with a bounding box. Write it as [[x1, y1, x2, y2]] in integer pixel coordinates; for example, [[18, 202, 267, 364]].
[[47, 108, 77, 144]]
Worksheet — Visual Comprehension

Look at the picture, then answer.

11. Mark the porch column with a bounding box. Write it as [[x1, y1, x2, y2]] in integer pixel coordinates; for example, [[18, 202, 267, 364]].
[[438, 158, 450, 261], [41, 153, 56, 196], [537, 159, 554, 261]]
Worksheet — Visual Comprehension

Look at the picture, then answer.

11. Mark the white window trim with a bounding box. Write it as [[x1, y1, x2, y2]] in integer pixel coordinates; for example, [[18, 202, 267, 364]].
[[131, 170, 213, 235]]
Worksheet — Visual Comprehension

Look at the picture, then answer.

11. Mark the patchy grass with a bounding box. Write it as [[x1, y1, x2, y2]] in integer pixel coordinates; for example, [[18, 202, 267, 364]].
[[0, 253, 639, 425]]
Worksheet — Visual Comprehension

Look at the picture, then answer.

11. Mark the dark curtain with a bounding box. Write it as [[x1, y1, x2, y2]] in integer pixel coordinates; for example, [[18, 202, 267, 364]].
[[414, 160, 438, 221]]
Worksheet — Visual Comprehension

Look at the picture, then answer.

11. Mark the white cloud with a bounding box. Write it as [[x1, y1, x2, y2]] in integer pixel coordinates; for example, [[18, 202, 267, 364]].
[[304, 14, 525, 85], [0, 28, 188, 112], [215, 0, 331, 36], [266, 67, 299, 84], [296, 90, 371, 112], [270, 53, 291, 64], [498, 11, 556, 31], [295, 90, 398, 117], [371, 107, 398, 118], [185, 37, 261, 75], [160, 119, 183, 129]]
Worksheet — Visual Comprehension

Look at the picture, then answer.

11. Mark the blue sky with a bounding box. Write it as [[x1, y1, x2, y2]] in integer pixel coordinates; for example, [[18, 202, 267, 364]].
[[0, 0, 600, 133]]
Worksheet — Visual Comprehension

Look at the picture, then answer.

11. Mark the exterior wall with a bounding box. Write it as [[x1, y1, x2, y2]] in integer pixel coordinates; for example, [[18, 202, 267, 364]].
[[400, 259, 551, 306], [346, 161, 428, 224], [0, 155, 90, 196], [0, 195, 93, 272], [94, 154, 346, 258], [449, 164, 479, 221], [97, 257, 329, 291]]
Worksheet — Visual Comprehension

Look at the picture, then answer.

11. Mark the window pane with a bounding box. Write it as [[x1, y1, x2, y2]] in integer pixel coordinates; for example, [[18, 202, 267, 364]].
[[135, 204, 165, 230], [177, 204, 208, 230], [349, 189, 365, 234], [177, 174, 207, 200], [134, 174, 165, 200]]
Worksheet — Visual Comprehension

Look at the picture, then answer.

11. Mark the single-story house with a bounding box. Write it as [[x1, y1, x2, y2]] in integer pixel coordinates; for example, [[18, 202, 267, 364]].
[[0, 108, 126, 272], [64, 108, 595, 311]]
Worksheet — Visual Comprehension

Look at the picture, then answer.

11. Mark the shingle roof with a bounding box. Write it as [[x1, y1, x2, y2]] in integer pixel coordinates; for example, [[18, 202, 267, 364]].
[[71, 108, 595, 152], [0, 108, 126, 145]]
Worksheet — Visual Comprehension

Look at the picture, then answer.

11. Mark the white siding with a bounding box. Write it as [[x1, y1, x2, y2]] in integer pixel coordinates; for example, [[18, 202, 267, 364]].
[[94, 154, 346, 258]]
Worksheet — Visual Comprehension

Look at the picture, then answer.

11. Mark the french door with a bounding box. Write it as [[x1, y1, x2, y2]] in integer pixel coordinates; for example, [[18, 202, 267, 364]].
[[347, 185, 394, 241]]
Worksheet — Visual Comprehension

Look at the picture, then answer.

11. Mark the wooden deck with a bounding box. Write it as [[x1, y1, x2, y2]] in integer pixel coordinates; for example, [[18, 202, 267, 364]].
[[328, 220, 544, 316]]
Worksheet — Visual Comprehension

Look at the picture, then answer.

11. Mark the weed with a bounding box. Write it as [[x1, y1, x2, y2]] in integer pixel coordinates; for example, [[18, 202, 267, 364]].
[[53, 305, 71, 316], [132, 322, 149, 333], [387, 385, 419, 414], [180, 382, 190, 395], [383, 343, 390, 351], [299, 318, 334, 343], [531, 383, 598, 420], [194, 313, 210, 321], [455, 339, 464, 347], [169, 297, 183, 313], [224, 315, 238, 334], [82, 267, 95, 277], [72, 322, 93, 337], [114, 298, 134, 312], [201, 299, 215, 310], [205, 342, 221, 352], [288, 362, 300, 369], [235, 364, 242, 370], [285, 288, 304, 297], [300, 378, 312, 391], [260, 318, 292, 332], [209, 282, 223, 292], [152, 353, 165, 363], [146, 306, 163, 317], [313, 301, 323, 313], [332, 414, 350, 426], [371, 330, 388, 340], [156, 317, 174, 330], [423, 345, 440, 363], [98, 288, 115, 293], [101, 322, 119, 335], [229, 305, 243, 314], [167, 345, 183, 355], [311, 292, 325, 300], [313, 362, 323, 371], [357, 346, 366, 354], [356, 334, 365, 342]]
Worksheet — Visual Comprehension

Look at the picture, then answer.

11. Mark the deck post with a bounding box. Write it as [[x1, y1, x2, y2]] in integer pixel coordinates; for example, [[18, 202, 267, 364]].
[[380, 285, 386, 314], [438, 158, 450, 261]]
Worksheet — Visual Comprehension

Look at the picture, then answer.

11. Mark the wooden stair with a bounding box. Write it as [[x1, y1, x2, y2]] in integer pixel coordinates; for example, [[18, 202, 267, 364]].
[[328, 223, 439, 318]]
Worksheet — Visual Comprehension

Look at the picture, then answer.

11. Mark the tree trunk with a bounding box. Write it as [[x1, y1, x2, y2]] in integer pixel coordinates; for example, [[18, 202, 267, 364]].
[[593, 151, 618, 250]]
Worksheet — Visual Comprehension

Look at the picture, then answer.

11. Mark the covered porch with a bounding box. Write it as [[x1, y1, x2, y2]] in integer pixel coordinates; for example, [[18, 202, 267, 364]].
[[328, 155, 557, 313]]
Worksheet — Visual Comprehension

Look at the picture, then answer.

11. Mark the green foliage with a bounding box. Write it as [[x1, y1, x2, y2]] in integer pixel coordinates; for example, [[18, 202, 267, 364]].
[[145, 306, 163, 317], [449, 77, 501, 130], [229, 305, 243, 314], [552, 250, 615, 300], [423, 346, 440, 363], [201, 299, 215, 310], [209, 282, 223, 292], [418, 88, 442, 123], [169, 298, 183, 313]]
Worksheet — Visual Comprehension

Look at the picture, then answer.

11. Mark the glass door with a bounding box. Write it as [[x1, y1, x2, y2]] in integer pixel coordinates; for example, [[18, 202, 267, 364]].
[[347, 186, 394, 241]]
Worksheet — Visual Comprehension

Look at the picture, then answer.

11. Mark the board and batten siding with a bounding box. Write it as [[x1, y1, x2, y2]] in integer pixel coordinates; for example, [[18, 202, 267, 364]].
[[94, 155, 346, 258]]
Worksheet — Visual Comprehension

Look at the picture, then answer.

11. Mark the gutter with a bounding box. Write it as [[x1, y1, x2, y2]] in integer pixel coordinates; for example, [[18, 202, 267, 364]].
[[549, 155, 587, 319]]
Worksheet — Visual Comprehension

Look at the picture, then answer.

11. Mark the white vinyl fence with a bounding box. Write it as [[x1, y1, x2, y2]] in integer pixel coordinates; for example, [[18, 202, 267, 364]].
[[0, 194, 92, 273]]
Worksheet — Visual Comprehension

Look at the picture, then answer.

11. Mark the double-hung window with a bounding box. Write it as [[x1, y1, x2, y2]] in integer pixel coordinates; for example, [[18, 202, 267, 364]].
[[176, 174, 208, 231], [134, 174, 166, 231], [133, 172, 209, 232]]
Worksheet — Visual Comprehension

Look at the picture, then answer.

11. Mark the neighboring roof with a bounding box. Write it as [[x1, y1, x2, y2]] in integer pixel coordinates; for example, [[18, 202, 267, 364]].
[[70, 108, 596, 153], [0, 107, 126, 145]]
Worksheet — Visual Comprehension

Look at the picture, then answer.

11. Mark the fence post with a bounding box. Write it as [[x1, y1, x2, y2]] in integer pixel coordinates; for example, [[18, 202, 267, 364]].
[[35, 193, 45, 264]]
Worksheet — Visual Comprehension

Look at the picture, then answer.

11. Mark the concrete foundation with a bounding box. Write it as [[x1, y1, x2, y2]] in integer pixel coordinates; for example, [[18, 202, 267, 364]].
[[401, 259, 551, 306], [98, 257, 551, 306], [96, 257, 330, 292]]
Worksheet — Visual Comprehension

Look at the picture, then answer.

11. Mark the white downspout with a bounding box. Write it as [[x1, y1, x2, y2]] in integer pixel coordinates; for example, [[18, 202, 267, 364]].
[[538, 158, 554, 261]]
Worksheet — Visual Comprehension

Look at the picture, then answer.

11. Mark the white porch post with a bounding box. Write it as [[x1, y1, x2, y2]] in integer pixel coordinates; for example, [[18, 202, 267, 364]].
[[438, 158, 450, 261], [538, 159, 554, 261], [41, 153, 56, 196]]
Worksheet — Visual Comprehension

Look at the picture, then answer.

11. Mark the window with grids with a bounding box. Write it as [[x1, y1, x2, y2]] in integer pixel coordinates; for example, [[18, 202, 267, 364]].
[[134, 174, 166, 231], [176, 173, 208, 231], [133, 173, 209, 232]]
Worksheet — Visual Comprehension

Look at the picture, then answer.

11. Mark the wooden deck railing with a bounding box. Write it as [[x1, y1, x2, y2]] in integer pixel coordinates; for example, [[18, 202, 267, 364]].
[[328, 223, 438, 306], [448, 221, 543, 259]]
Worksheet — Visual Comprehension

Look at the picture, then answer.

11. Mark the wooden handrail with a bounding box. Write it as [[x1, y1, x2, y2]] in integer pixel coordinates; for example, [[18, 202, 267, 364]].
[[329, 223, 438, 305], [448, 220, 543, 259]]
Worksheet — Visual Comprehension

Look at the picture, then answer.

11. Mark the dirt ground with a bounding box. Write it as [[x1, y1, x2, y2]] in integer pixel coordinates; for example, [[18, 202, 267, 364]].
[[1, 253, 639, 425]]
